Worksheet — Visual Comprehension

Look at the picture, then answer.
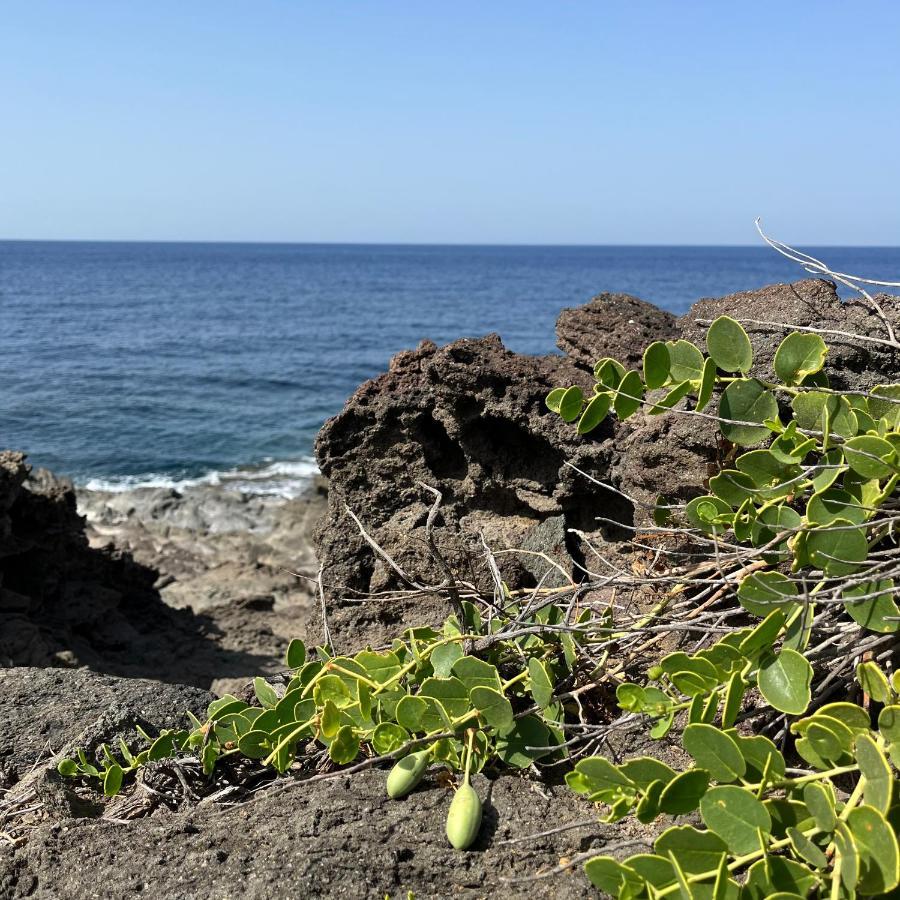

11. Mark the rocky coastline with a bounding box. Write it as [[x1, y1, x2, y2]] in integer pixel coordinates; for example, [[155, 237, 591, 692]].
[[3, 277, 899, 898]]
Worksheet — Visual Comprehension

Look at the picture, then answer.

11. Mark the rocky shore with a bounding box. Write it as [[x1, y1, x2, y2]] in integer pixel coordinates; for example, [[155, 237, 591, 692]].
[[3, 277, 899, 898]]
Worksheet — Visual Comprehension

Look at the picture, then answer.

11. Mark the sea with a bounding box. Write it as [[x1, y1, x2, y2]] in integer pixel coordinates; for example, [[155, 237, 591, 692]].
[[2, 242, 898, 498]]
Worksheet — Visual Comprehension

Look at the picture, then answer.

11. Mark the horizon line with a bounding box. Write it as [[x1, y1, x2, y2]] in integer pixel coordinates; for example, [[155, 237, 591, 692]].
[[2, 237, 899, 250]]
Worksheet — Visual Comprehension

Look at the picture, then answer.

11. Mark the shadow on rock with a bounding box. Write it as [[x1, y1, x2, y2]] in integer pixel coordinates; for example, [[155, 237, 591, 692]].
[[0, 451, 274, 688]]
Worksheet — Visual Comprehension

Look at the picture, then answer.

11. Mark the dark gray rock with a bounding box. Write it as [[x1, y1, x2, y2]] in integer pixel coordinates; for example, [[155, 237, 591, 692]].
[[556, 291, 678, 371], [312, 334, 631, 650]]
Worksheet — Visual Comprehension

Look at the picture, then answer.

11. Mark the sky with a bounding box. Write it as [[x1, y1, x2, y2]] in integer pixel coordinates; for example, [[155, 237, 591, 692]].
[[2, 2, 899, 245]]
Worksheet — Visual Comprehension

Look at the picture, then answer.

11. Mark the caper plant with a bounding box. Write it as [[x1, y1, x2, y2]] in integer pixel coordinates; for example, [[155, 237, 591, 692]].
[[548, 319, 900, 896], [59, 601, 581, 848]]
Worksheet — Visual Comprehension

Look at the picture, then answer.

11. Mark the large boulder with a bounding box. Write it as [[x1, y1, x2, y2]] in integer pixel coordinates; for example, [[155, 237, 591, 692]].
[[312, 335, 631, 650], [556, 291, 678, 371]]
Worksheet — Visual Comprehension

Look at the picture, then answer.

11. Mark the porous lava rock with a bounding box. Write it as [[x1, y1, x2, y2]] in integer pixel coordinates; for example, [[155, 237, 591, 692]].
[[556, 291, 678, 371], [312, 334, 632, 650], [0, 666, 613, 899]]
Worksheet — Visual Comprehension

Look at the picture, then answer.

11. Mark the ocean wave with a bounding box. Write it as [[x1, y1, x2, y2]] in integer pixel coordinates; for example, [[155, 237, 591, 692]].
[[80, 457, 319, 499]]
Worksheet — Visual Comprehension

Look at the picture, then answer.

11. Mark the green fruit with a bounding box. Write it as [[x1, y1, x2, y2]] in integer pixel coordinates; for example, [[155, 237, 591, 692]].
[[446, 782, 482, 850], [386, 749, 431, 799]]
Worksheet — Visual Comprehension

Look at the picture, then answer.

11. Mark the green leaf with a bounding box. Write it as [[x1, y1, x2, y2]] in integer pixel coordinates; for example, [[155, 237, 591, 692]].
[[792, 391, 857, 439], [774, 332, 827, 385], [614, 370, 644, 420], [354, 650, 403, 685], [787, 826, 828, 869], [695, 355, 717, 413], [856, 732, 893, 813], [719, 379, 779, 446], [683, 725, 746, 783], [430, 642, 464, 678], [834, 820, 860, 892], [452, 657, 502, 693], [684, 495, 733, 534], [328, 725, 360, 765], [285, 638, 306, 669], [583, 857, 644, 895], [738, 608, 786, 659], [806, 519, 868, 576], [594, 357, 626, 388], [395, 695, 427, 732], [735, 734, 785, 781], [618, 757, 677, 790], [103, 763, 124, 797], [722, 671, 745, 728], [657, 768, 710, 815], [803, 782, 836, 831], [843, 579, 900, 633], [879, 705, 900, 744], [495, 715, 553, 768], [643, 341, 671, 389], [806, 488, 867, 527], [737, 571, 798, 618], [868, 384, 900, 428], [527, 658, 554, 709], [709, 469, 757, 507], [757, 649, 812, 715], [735, 448, 800, 487], [667, 339, 705, 383], [371, 722, 410, 755], [649, 379, 692, 415], [616, 682, 646, 713], [857, 661, 892, 704], [742, 857, 820, 899], [653, 824, 728, 874], [577, 391, 612, 434], [700, 785, 771, 854], [545, 387, 566, 413], [470, 686, 514, 729], [313, 674, 353, 708], [253, 677, 279, 709], [707, 315, 753, 373], [847, 805, 900, 895], [843, 434, 896, 480], [571, 756, 634, 794], [558, 385, 584, 423]]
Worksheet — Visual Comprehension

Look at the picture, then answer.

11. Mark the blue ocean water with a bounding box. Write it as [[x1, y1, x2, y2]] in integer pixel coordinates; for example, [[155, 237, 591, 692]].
[[2, 241, 898, 496]]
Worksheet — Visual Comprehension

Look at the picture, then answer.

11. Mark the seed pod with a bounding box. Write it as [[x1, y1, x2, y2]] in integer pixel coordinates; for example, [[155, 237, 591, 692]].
[[386, 749, 431, 799], [446, 782, 482, 850]]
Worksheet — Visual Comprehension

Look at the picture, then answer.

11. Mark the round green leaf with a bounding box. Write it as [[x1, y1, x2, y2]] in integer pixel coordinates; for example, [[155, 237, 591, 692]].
[[285, 638, 306, 669], [757, 649, 812, 715], [709, 469, 757, 507], [792, 391, 857, 438], [528, 657, 554, 709], [847, 805, 900, 895], [843, 434, 896, 480], [737, 571, 798, 618], [328, 725, 360, 765], [843, 579, 900, 633], [856, 732, 893, 813], [682, 724, 746, 783], [614, 370, 644, 420], [806, 488, 867, 526], [495, 715, 553, 768], [868, 384, 900, 428], [594, 357, 626, 388], [684, 495, 732, 534], [664, 339, 705, 383], [657, 769, 710, 815], [577, 391, 612, 434], [103, 763, 124, 797], [707, 315, 753, 373], [700, 785, 771, 855], [719, 378, 779, 446], [470, 685, 514, 729], [774, 332, 827, 385], [653, 824, 727, 874], [372, 722, 410, 755], [545, 387, 566, 413], [802, 782, 836, 832], [806, 519, 868, 575], [430, 642, 464, 678], [643, 341, 670, 389], [558, 385, 584, 423]]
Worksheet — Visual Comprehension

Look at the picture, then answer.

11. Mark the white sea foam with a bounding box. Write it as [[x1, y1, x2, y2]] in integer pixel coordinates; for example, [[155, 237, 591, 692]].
[[80, 457, 319, 499]]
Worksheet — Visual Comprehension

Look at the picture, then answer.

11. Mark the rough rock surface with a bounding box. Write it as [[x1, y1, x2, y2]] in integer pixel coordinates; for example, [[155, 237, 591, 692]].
[[312, 334, 632, 650], [679, 279, 900, 392], [556, 291, 678, 371], [0, 452, 322, 691], [0, 667, 610, 899], [78, 481, 325, 694]]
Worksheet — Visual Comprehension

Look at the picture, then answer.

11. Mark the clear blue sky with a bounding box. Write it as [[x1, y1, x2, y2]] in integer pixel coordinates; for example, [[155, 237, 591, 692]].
[[2, 2, 898, 245]]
